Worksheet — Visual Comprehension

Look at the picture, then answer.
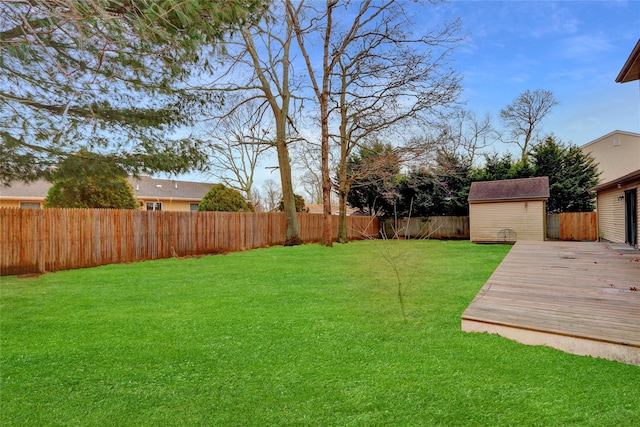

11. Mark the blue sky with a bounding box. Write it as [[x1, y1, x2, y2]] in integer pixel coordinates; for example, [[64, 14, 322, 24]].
[[430, 0, 639, 147], [183, 0, 639, 190]]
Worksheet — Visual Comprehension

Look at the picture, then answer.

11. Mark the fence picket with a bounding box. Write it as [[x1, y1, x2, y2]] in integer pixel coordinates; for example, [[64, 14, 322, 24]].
[[0, 209, 379, 276]]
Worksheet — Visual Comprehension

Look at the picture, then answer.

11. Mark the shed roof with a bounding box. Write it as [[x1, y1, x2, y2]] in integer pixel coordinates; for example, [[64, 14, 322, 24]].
[[468, 177, 550, 202]]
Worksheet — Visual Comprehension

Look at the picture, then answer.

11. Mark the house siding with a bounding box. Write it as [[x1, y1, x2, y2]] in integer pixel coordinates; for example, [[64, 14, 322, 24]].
[[470, 200, 546, 242], [596, 178, 640, 245], [581, 131, 640, 184], [1, 177, 212, 212], [137, 198, 198, 212], [0, 200, 22, 209], [0, 199, 44, 209]]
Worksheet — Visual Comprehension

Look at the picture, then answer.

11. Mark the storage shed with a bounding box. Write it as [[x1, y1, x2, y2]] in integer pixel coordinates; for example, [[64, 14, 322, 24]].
[[468, 177, 550, 243]]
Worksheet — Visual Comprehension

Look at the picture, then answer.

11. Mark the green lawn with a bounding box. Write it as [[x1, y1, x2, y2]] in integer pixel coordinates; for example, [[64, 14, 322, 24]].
[[1, 240, 638, 426]]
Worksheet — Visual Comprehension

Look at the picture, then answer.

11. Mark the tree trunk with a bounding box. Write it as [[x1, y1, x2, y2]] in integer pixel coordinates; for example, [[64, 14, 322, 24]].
[[320, 93, 333, 247], [337, 188, 349, 243], [275, 129, 302, 246], [337, 161, 349, 243]]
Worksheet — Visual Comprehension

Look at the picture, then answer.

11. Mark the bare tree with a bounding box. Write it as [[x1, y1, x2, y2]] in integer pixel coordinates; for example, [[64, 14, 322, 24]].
[[260, 179, 283, 212], [289, 0, 462, 243], [204, 97, 272, 205], [291, 141, 325, 204], [500, 89, 558, 160], [432, 110, 497, 167], [213, 5, 303, 245]]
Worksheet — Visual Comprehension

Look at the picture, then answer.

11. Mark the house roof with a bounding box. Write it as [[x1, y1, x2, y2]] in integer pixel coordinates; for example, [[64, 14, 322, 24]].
[[590, 169, 640, 192], [0, 176, 215, 201], [129, 176, 214, 201], [0, 179, 51, 199], [616, 39, 640, 83], [468, 177, 550, 202]]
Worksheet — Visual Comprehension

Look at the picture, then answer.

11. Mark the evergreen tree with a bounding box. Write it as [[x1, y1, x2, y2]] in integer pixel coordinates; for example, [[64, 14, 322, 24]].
[[530, 136, 599, 213], [45, 150, 138, 209], [432, 150, 472, 216], [346, 142, 400, 217], [397, 170, 443, 217], [1, 1, 267, 184], [198, 184, 253, 212], [277, 194, 308, 213], [471, 152, 534, 182]]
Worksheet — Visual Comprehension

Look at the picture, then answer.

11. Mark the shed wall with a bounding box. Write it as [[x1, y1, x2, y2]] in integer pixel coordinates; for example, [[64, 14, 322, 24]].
[[470, 200, 546, 242]]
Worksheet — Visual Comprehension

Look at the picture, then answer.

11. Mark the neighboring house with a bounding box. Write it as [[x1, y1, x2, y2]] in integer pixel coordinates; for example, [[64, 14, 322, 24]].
[[580, 130, 640, 184], [0, 176, 215, 211], [129, 176, 214, 212], [468, 177, 550, 243], [0, 179, 51, 209], [590, 39, 640, 248]]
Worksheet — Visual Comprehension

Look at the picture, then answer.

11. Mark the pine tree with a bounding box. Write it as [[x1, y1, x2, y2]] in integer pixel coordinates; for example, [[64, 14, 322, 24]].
[[45, 150, 138, 209], [530, 136, 599, 213]]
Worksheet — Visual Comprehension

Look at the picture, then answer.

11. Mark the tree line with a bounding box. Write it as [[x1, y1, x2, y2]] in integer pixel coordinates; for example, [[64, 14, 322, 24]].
[[346, 135, 600, 218], [1, 1, 579, 246]]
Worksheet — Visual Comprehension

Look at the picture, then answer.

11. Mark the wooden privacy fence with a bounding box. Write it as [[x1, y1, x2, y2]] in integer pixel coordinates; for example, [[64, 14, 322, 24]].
[[382, 216, 470, 239], [546, 212, 597, 241], [0, 209, 379, 276]]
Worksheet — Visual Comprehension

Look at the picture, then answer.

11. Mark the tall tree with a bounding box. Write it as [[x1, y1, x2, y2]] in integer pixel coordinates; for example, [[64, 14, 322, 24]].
[[500, 89, 558, 161], [288, 0, 462, 243], [1, 0, 266, 185], [530, 136, 599, 213], [213, 4, 303, 245], [434, 110, 497, 167], [45, 150, 138, 209]]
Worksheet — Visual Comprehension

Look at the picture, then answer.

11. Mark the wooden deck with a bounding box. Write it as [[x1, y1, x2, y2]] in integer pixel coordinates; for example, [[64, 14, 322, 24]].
[[462, 241, 640, 366]]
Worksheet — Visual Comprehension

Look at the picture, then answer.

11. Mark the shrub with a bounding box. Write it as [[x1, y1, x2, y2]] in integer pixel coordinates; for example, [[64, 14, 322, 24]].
[[198, 184, 253, 212]]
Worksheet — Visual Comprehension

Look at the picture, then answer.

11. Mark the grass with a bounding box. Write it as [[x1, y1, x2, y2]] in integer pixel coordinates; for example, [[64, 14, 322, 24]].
[[1, 240, 638, 426]]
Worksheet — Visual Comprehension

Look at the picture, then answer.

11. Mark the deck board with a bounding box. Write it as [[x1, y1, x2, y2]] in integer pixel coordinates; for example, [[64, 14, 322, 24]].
[[462, 241, 640, 365]]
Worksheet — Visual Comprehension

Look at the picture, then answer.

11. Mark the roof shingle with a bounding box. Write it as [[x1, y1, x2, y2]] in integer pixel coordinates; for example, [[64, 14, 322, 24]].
[[468, 177, 550, 202]]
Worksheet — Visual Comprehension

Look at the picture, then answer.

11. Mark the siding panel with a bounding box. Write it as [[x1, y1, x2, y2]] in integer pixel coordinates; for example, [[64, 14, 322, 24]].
[[470, 200, 545, 242], [597, 188, 627, 243]]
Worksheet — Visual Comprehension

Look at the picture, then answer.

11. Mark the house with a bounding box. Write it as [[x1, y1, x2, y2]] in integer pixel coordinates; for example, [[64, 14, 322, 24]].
[[129, 176, 214, 211], [0, 176, 215, 211], [580, 130, 640, 184], [588, 40, 640, 248], [468, 176, 550, 243]]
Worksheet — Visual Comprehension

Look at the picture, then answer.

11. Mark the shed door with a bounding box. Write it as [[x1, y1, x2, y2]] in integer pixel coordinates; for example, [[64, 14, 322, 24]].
[[625, 189, 637, 247]]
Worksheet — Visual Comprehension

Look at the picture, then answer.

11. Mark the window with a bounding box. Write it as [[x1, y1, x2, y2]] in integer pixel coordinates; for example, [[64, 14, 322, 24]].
[[19, 202, 41, 209], [190, 203, 199, 211], [146, 202, 162, 211]]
